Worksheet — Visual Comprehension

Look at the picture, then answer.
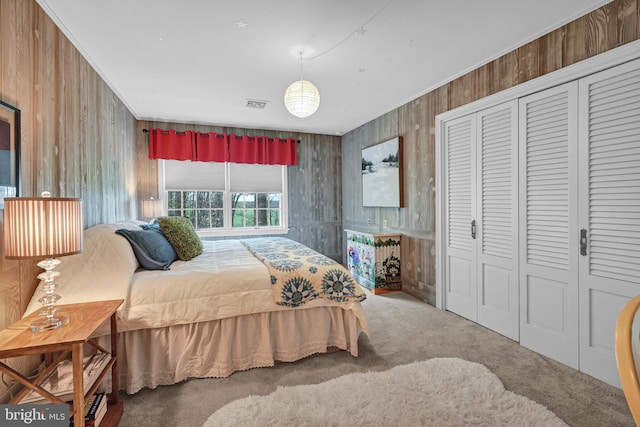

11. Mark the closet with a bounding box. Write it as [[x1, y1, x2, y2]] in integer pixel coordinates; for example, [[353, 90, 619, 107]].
[[576, 60, 640, 384], [439, 54, 640, 387], [518, 81, 579, 369], [444, 101, 519, 341]]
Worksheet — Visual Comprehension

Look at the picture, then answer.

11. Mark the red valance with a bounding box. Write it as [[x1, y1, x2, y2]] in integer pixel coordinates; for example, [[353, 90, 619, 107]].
[[194, 132, 228, 162], [148, 129, 195, 161], [147, 128, 298, 166], [266, 136, 298, 165], [228, 135, 266, 164]]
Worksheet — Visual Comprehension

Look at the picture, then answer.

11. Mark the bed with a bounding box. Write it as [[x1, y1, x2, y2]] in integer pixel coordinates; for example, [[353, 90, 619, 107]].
[[23, 220, 369, 394]]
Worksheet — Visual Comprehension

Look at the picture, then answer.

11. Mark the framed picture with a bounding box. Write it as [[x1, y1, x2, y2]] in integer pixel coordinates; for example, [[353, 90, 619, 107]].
[[0, 100, 21, 209], [361, 136, 403, 207]]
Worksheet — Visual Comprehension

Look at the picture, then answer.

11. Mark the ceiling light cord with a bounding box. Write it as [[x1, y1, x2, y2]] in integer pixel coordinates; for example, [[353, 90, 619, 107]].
[[283, 1, 393, 118], [304, 0, 394, 61], [299, 52, 304, 81]]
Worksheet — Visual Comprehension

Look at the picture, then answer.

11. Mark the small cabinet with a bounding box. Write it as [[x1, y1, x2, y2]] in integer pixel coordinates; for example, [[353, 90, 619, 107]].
[[345, 229, 401, 294]]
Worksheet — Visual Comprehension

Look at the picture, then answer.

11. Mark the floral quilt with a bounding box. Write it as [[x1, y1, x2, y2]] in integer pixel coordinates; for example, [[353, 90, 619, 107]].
[[241, 237, 367, 308]]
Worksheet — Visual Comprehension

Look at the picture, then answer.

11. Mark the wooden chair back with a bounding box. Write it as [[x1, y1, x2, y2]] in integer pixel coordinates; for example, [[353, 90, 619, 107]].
[[616, 294, 640, 425]]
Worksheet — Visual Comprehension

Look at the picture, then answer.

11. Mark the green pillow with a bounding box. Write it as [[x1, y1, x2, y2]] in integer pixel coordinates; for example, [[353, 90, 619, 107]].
[[157, 216, 203, 261]]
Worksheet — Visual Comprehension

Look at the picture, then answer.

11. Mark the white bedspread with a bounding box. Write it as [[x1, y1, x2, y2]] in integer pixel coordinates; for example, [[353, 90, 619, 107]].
[[121, 239, 366, 332], [24, 222, 368, 335]]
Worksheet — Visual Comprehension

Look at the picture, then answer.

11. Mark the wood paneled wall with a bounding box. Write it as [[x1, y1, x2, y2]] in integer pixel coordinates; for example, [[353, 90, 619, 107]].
[[137, 121, 344, 260], [342, 0, 640, 305], [0, 0, 137, 401], [0, 0, 636, 401]]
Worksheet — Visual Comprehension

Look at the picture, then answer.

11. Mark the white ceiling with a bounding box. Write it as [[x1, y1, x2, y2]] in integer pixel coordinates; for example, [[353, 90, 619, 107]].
[[37, 0, 610, 136]]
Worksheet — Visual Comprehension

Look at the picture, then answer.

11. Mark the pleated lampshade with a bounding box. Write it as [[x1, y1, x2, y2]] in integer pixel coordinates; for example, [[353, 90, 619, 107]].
[[3, 196, 84, 259], [141, 198, 163, 219]]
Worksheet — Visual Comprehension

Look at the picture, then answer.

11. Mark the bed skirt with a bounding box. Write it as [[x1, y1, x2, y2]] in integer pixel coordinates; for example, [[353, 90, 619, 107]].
[[99, 305, 366, 394]]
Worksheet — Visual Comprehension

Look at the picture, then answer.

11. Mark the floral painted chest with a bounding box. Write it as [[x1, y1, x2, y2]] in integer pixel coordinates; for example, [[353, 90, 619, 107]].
[[345, 230, 402, 294]]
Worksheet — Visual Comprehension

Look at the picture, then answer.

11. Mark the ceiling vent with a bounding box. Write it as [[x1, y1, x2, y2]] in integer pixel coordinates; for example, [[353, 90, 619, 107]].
[[246, 99, 268, 109]]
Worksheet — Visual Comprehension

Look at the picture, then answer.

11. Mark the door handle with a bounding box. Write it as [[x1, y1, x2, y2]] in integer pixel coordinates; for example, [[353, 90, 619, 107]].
[[471, 220, 476, 240], [580, 228, 587, 256]]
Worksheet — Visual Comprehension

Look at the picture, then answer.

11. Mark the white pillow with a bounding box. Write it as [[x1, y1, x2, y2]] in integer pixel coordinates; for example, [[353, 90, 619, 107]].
[[23, 221, 145, 317]]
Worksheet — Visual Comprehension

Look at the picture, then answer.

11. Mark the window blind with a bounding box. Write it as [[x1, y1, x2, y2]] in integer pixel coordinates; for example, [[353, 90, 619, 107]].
[[164, 160, 225, 190], [229, 163, 283, 193]]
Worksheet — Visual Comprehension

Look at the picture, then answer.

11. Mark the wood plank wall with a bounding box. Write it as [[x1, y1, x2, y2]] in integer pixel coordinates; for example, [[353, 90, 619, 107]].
[[0, 0, 137, 401], [342, 0, 640, 305], [137, 121, 344, 260], [0, 0, 636, 401]]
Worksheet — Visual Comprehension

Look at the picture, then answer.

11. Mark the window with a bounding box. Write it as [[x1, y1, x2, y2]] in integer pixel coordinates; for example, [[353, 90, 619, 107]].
[[231, 193, 281, 227], [167, 190, 224, 228], [160, 160, 288, 236]]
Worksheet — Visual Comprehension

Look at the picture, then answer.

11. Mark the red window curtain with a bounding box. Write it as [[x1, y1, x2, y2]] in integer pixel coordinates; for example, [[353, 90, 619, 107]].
[[148, 129, 298, 165], [266, 137, 298, 166], [228, 134, 266, 164], [194, 132, 228, 162], [148, 128, 195, 161]]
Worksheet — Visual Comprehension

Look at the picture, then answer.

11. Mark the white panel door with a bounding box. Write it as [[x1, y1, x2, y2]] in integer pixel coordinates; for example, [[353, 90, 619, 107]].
[[476, 101, 519, 340], [519, 82, 579, 368], [578, 58, 640, 387], [444, 114, 477, 321]]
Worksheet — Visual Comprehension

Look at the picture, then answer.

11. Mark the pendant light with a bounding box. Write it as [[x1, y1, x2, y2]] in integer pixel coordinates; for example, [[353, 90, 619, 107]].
[[284, 53, 320, 118]]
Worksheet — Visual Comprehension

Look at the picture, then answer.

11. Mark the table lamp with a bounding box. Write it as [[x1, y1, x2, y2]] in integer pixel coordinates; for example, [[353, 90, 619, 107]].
[[141, 197, 163, 222], [3, 192, 83, 332]]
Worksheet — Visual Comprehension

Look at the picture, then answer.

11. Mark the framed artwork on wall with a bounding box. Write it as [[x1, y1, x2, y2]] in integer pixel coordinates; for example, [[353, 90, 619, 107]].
[[0, 100, 21, 209], [361, 136, 403, 207]]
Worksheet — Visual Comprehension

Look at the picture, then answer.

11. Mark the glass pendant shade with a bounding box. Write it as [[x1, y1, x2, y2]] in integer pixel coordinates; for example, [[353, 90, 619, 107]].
[[284, 79, 320, 118]]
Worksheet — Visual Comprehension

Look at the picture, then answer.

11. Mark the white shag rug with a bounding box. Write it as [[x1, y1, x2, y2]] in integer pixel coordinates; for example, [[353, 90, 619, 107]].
[[202, 357, 567, 427]]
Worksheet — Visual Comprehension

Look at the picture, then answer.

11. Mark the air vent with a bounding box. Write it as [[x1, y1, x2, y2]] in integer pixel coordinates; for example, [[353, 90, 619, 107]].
[[246, 99, 268, 109]]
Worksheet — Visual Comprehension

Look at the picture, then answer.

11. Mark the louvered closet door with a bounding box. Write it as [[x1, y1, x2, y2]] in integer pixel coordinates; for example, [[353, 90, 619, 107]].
[[444, 114, 477, 321], [578, 58, 640, 387], [519, 82, 579, 368], [476, 101, 519, 341]]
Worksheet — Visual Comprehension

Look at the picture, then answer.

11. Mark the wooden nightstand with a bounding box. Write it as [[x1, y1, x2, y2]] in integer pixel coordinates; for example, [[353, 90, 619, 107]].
[[0, 300, 124, 427]]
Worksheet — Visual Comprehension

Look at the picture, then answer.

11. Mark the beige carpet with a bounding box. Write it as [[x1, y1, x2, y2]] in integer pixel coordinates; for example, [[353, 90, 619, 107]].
[[119, 291, 634, 426], [202, 357, 567, 427]]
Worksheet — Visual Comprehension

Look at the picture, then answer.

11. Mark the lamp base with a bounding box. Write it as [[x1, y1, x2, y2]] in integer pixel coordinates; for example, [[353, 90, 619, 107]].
[[32, 257, 68, 333], [30, 314, 69, 332]]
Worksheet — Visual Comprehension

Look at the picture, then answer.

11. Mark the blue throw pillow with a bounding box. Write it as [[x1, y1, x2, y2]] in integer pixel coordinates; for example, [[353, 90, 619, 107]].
[[116, 228, 177, 270]]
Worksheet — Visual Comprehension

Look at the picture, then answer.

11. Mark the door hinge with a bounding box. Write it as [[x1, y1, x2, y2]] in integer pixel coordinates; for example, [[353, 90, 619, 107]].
[[471, 220, 477, 240]]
